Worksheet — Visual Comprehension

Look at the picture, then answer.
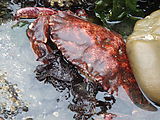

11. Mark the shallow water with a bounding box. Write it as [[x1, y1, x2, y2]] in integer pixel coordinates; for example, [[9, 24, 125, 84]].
[[0, 21, 74, 120], [0, 16, 160, 120]]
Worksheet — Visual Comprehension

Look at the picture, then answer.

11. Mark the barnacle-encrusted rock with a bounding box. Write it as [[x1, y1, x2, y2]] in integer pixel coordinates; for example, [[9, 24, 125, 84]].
[[0, 71, 28, 119], [127, 10, 160, 105]]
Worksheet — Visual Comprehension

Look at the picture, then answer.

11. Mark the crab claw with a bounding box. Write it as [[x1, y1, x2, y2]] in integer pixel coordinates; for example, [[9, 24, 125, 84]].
[[15, 7, 57, 19]]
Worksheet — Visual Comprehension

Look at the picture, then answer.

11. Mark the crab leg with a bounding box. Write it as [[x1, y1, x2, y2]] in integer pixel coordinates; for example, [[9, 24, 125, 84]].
[[15, 7, 57, 19], [119, 44, 157, 111], [15, 7, 57, 63], [122, 72, 157, 111], [15, 7, 60, 64], [26, 15, 53, 64]]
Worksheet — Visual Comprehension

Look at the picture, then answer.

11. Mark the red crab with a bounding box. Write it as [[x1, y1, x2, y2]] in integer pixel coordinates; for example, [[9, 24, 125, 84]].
[[16, 7, 156, 111]]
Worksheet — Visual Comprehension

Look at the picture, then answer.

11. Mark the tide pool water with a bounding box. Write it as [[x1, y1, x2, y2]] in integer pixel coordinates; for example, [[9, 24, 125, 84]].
[[0, 21, 159, 120]]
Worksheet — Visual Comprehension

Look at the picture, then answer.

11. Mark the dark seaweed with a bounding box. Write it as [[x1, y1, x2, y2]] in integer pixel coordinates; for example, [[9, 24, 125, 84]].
[[137, 0, 160, 16], [34, 47, 116, 119], [94, 0, 160, 36]]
